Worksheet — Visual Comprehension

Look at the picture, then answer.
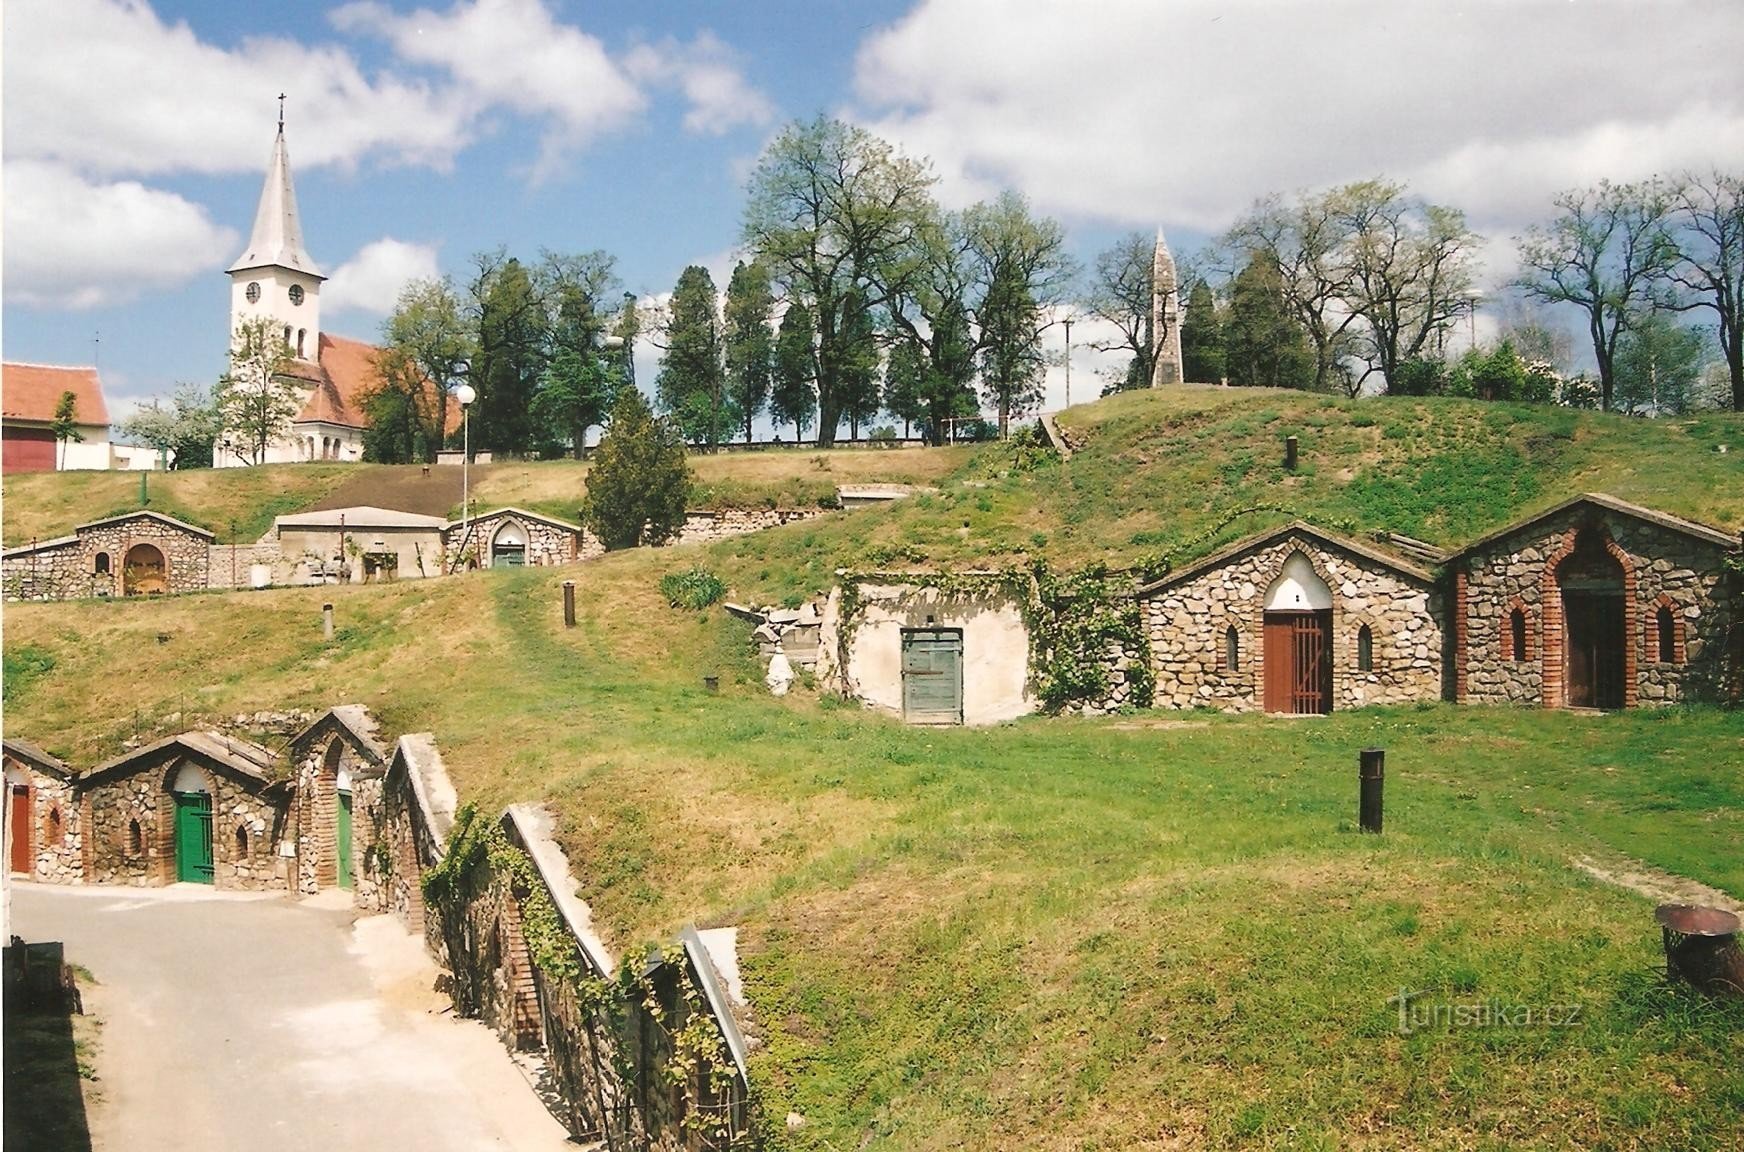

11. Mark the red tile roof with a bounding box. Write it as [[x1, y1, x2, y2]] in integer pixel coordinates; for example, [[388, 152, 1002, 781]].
[[293, 333, 461, 435], [1, 363, 110, 425]]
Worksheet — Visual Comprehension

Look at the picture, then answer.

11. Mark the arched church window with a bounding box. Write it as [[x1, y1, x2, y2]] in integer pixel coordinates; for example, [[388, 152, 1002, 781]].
[[283, 325, 293, 347], [1223, 626, 1240, 672], [1357, 625, 1374, 672], [296, 329, 306, 358]]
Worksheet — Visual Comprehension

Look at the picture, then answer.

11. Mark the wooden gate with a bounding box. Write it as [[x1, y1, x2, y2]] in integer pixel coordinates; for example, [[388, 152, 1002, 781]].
[[337, 790, 354, 889], [902, 628, 964, 725], [174, 791, 214, 884], [1563, 591, 1626, 709], [8, 784, 31, 874], [1263, 611, 1333, 714]]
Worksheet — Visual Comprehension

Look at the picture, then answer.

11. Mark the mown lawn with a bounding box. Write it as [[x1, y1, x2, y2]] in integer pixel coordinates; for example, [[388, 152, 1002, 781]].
[[5, 556, 1741, 1150]]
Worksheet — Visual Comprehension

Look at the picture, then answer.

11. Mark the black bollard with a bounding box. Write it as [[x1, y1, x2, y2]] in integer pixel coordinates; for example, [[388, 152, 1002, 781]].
[[562, 580, 576, 628], [1359, 748, 1384, 833], [1285, 435, 1299, 471]]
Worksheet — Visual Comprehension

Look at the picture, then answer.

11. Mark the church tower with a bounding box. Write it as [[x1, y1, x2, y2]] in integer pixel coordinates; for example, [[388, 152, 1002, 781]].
[[1150, 228, 1183, 387], [227, 109, 324, 364]]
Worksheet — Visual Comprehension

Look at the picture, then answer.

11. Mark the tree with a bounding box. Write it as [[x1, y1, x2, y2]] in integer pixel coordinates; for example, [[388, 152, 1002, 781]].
[[377, 277, 472, 461], [1614, 312, 1708, 415], [771, 300, 817, 441], [1082, 232, 1157, 395], [743, 117, 935, 447], [217, 317, 303, 465], [965, 192, 1068, 436], [1181, 279, 1226, 384], [531, 347, 615, 460], [117, 384, 221, 469], [608, 292, 641, 394], [50, 390, 83, 470], [656, 265, 730, 448], [1225, 193, 1362, 394], [723, 261, 775, 443], [882, 210, 982, 442], [1336, 180, 1479, 393], [977, 262, 1044, 435], [468, 251, 548, 457], [1516, 179, 1677, 410], [580, 387, 692, 550], [882, 333, 928, 438], [1224, 255, 1315, 389], [361, 347, 430, 463], [837, 286, 883, 440], [1665, 170, 1744, 410]]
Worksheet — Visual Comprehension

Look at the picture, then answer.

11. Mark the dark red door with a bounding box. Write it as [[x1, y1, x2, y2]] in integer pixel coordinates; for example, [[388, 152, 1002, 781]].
[[2, 427, 57, 474], [1264, 611, 1333, 714], [8, 784, 32, 873]]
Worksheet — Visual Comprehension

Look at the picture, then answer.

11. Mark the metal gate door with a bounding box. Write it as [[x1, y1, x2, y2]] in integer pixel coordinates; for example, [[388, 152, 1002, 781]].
[[337, 790, 354, 889], [175, 792, 214, 884], [902, 628, 964, 725], [1263, 611, 1333, 714]]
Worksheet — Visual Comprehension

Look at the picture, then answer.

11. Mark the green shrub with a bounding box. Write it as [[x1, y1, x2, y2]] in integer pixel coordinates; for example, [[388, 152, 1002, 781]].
[[658, 567, 726, 610]]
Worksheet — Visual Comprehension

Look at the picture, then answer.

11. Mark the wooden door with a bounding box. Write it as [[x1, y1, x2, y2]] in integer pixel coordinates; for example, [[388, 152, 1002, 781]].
[[1263, 611, 1333, 714], [8, 784, 31, 874], [175, 792, 214, 884], [1564, 592, 1625, 709], [902, 629, 964, 725], [337, 790, 354, 889]]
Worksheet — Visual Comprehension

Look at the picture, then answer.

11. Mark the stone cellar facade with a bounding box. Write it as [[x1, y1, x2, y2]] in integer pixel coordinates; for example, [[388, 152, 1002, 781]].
[[4, 738, 83, 884], [1, 510, 214, 601], [1137, 523, 1445, 714]]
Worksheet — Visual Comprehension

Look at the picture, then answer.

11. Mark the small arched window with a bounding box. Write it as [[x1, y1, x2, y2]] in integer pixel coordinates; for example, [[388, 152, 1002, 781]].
[[127, 818, 143, 856], [236, 826, 250, 857], [283, 325, 293, 347], [94, 552, 111, 575], [1656, 605, 1678, 664], [1223, 625, 1240, 672], [296, 328, 306, 358], [1509, 608, 1528, 663], [48, 807, 63, 841], [1357, 624, 1374, 673]]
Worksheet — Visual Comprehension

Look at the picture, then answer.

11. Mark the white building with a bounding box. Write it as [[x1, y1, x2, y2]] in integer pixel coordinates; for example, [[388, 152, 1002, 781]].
[[216, 118, 438, 466], [0, 362, 161, 474]]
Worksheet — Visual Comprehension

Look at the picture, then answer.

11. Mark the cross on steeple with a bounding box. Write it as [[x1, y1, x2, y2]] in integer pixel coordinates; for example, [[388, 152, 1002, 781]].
[[278, 93, 286, 129]]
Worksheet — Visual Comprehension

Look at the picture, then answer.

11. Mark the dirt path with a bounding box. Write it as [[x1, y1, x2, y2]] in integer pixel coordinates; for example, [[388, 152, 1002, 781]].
[[306, 464, 464, 517], [1571, 853, 1744, 914]]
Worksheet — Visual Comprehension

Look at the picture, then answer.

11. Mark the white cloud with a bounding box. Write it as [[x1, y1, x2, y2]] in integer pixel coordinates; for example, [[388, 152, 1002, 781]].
[[324, 238, 443, 316], [624, 32, 777, 136], [3, 161, 239, 310], [333, 0, 645, 176], [852, 0, 1744, 237], [5, 0, 472, 177]]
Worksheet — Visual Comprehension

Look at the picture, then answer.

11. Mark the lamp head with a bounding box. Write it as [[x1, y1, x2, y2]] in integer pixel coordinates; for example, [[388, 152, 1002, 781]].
[[454, 383, 477, 407]]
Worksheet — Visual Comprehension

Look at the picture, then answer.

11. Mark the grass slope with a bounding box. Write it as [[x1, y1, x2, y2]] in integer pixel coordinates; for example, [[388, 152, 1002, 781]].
[[706, 388, 1744, 606], [4, 555, 1741, 1150], [1, 446, 974, 546]]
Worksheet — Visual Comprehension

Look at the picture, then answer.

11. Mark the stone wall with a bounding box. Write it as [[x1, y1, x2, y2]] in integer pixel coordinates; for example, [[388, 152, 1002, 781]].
[[2, 514, 212, 602], [673, 507, 828, 546], [2, 759, 82, 884], [1141, 532, 1443, 712], [83, 755, 290, 889], [444, 510, 590, 571], [1459, 509, 1739, 707]]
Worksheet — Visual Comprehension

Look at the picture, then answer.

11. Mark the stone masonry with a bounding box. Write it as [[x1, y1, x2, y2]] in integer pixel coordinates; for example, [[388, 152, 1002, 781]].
[[2, 511, 213, 601], [1140, 524, 1444, 712], [1456, 498, 1740, 708]]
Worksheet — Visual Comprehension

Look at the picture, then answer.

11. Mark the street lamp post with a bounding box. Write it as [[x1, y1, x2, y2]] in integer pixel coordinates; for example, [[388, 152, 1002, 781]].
[[1062, 315, 1074, 409], [454, 379, 477, 568]]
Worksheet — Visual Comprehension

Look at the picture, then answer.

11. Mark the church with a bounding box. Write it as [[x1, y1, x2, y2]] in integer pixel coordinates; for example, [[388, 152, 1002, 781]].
[[215, 115, 444, 466]]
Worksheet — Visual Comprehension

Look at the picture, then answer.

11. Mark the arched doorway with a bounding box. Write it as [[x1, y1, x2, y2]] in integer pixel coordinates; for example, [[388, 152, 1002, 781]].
[[1557, 532, 1626, 709], [5, 765, 32, 875], [491, 521, 528, 567], [1262, 553, 1334, 714], [335, 767, 354, 890], [123, 542, 168, 596], [170, 763, 214, 884]]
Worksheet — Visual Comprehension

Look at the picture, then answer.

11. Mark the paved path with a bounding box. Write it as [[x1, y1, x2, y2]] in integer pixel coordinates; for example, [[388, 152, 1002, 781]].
[[11, 882, 575, 1152]]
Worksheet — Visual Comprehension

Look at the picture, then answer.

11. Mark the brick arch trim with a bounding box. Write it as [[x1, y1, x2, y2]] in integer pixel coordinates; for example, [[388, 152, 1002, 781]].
[[1541, 526, 1638, 708], [1644, 592, 1686, 665], [1504, 596, 1536, 663]]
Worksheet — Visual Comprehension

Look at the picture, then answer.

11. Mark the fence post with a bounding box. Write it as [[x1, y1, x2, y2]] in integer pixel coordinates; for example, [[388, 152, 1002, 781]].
[[1359, 748, 1384, 833], [323, 603, 334, 641], [562, 581, 576, 628], [1285, 435, 1299, 471]]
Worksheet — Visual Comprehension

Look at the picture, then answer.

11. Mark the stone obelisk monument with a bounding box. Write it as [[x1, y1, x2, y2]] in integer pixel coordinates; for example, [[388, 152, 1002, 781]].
[[1150, 228, 1183, 387]]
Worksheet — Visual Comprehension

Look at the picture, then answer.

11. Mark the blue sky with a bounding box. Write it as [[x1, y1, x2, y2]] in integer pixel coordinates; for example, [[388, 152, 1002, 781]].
[[6, 0, 1741, 421]]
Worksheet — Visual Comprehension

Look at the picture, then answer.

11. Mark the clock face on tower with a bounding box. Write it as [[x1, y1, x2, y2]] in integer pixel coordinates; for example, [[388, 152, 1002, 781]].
[[289, 285, 305, 306], [245, 282, 261, 303]]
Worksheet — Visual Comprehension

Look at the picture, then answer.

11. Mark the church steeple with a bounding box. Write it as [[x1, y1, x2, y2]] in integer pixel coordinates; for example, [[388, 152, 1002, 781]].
[[227, 111, 323, 279]]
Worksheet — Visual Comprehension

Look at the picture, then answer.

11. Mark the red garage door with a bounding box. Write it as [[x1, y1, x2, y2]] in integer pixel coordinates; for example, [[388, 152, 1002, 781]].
[[2, 427, 57, 473]]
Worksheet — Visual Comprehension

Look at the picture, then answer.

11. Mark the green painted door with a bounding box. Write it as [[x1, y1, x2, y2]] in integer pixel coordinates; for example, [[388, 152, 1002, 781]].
[[336, 790, 354, 889], [174, 792, 214, 884], [902, 628, 964, 725]]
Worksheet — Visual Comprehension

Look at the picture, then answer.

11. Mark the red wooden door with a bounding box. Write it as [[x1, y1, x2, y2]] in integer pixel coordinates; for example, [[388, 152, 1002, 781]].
[[1263, 611, 1333, 714], [1564, 592, 1625, 709], [8, 784, 32, 873]]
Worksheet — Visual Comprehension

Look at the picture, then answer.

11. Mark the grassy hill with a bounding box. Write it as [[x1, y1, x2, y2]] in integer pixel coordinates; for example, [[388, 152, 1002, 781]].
[[5, 390, 1742, 1149], [0, 445, 974, 546]]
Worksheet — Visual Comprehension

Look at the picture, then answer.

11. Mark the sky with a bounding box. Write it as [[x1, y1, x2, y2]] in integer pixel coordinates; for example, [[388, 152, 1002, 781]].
[[4, 0, 1742, 426]]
